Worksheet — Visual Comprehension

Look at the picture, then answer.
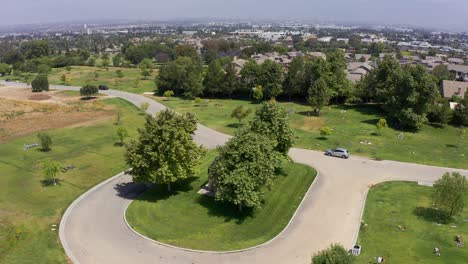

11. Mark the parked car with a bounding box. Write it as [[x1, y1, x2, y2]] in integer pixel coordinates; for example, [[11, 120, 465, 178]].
[[98, 85, 109, 90], [324, 148, 350, 159]]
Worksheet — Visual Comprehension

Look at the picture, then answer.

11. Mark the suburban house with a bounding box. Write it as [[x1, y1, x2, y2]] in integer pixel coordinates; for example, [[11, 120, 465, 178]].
[[448, 64, 468, 82], [346, 62, 374, 83], [440, 80, 468, 99], [232, 57, 248, 74], [447, 58, 465, 65]]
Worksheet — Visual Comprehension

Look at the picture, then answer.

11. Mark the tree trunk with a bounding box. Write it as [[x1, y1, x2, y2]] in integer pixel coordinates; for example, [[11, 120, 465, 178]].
[[238, 202, 243, 212], [167, 182, 171, 192]]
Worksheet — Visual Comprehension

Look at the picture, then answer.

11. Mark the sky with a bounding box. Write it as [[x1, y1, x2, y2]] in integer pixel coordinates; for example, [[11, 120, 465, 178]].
[[1, 0, 467, 31]]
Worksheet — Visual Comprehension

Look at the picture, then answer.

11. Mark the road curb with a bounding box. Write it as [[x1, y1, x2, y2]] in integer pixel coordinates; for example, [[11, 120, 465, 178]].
[[59, 172, 127, 264], [123, 167, 320, 254]]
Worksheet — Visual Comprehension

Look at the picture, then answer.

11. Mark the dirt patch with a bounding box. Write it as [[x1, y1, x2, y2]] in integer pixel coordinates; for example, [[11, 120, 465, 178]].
[[0, 93, 115, 143], [293, 116, 326, 132], [28, 94, 51, 101]]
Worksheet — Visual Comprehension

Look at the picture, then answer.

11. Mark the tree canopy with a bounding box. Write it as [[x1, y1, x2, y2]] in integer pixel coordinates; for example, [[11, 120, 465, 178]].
[[208, 127, 283, 212], [125, 109, 205, 191], [249, 100, 296, 155], [433, 172, 467, 217]]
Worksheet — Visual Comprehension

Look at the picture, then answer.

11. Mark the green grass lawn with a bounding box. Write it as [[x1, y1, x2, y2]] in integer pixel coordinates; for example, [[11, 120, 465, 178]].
[[126, 151, 317, 251], [152, 96, 468, 169], [0, 98, 145, 264], [356, 182, 468, 264], [1, 66, 157, 94]]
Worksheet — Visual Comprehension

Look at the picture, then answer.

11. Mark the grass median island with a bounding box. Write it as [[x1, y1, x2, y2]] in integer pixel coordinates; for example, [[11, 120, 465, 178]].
[[356, 182, 468, 264], [0, 98, 144, 264], [152, 96, 468, 169], [125, 151, 317, 251]]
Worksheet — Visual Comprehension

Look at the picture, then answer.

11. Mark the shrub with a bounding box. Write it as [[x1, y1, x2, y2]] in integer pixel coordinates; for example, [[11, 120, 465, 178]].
[[80, 85, 98, 98], [312, 244, 353, 264], [320, 127, 332, 137], [31, 75, 49, 92], [37, 133, 52, 151], [163, 90, 174, 98]]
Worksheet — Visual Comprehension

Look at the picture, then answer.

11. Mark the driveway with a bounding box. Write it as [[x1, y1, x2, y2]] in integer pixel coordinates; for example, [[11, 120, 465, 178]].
[[3, 81, 466, 264]]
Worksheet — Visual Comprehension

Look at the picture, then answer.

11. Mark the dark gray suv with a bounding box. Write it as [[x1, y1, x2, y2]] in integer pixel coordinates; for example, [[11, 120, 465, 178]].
[[324, 148, 350, 159]]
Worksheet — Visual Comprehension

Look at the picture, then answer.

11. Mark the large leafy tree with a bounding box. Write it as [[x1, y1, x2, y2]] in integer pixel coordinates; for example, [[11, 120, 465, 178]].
[[284, 56, 306, 101], [203, 59, 225, 97], [308, 77, 331, 116], [258, 60, 284, 99], [433, 172, 467, 217], [222, 61, 238, 98], [125, 109, 205, 191], [209, 127, 283, 212], [325, 50, 353, 101], [432, 64, 452, 84], [239, 60, 261, 93], [156, 56, 204, 97], [249, 100, 296, 155]]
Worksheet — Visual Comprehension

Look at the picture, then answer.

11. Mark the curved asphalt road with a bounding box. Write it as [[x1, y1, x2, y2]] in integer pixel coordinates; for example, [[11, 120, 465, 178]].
[[3, 81, 467, 264]]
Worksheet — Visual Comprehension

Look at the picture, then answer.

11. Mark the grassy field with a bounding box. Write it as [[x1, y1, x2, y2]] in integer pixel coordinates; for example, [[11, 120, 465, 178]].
[[0, 98, 145, 264], [126, 151, 317, 251], [152, 96, 468, 169], [1, 66, 157, 94], [356, 182, 468, 264]]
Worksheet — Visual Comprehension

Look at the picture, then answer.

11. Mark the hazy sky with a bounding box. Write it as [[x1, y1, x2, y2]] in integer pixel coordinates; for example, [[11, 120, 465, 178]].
[[1, 0, 467, 31]]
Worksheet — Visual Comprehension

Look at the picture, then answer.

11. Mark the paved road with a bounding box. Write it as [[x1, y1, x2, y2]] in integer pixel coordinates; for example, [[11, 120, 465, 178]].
[[3, 82, 467, 264]]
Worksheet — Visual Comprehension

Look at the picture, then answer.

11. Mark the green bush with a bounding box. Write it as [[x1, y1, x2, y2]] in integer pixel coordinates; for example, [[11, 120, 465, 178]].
[[31, 75, 49, 92], [80, 85, 99, 98], [312, 244, 353, 264], [37, 133, 52, 151]]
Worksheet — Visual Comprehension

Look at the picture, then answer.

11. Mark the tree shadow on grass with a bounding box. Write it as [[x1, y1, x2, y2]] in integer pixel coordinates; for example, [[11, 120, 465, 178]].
[[196, 195, 252, 225], [119, 176, 199, 201], [361, 118, 380, 125], [413, 207, 453, 224], [40, 178, 62, 187], [80, 96, 97, 101], [227, 123, 243, 129], [316, 136, 328, 140], [445, 144, 457, 148]]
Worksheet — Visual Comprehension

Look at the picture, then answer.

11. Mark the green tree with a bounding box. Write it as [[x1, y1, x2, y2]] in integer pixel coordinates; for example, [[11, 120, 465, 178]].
[[125, 110, 205, 191], [116, 126, 128, 146], [284, 57, 305, 101], [308, 78, 331, 116], [432, 172, 467, 217], [223, 62, 238, 98], [138, 58, 153, 71], [250, 100, 296, 155], [432, 64, 452, 84], [311, 244, 353, 264], [80, 85, 98, 98], [258, 60, 284, 99], [231, 105, 252, 124], [208, 127, 283, 212], [240, 60, 261, 92], [66, 66, 72, 72], [428, 99, 452, 127], [42, 160, 62, 186], [252, 85, 263, 101], [0, 63, 11, 76], [37, 132, 52, 151], [94, 71, 99, 80], [320, 127, 332, 137], [37, 64, 50, 74], [376, 118, 388, 135], [115, 109, 122, 125], [113, 54, 123, 67], [156, 56, 204, 97], [31, 75, 49, 92], [203, 59, 225, 97]]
